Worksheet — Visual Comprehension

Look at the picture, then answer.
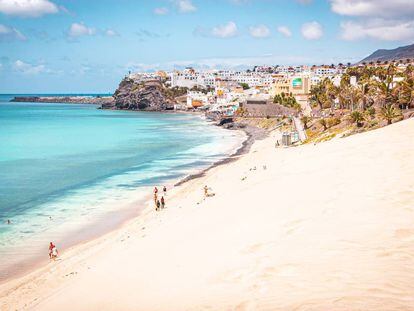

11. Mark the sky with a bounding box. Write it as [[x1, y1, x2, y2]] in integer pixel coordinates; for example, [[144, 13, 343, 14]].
[[0, 0, 413, 93]]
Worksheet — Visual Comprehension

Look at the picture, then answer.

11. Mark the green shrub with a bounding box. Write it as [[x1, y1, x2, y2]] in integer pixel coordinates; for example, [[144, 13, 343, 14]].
[[327, 117, 341, 128]]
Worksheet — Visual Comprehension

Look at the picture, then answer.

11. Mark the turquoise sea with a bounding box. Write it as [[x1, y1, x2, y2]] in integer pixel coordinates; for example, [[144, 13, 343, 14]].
[[0, 95, 244, 280]]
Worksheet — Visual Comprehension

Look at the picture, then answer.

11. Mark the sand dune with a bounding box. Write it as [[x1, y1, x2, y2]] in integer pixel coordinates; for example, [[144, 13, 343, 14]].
[[1, 118, 414, 310]]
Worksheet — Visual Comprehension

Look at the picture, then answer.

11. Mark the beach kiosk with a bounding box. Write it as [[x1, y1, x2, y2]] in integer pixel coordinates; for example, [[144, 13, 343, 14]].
[[282, 132, 292, 146]]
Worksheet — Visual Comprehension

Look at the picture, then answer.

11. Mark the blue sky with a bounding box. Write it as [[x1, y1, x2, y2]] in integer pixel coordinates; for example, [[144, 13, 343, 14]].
[[0, 0, 413, 93]]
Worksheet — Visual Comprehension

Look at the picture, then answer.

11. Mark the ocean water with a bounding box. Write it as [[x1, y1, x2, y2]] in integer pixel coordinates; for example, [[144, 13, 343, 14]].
[[0, 95, 244, 280]]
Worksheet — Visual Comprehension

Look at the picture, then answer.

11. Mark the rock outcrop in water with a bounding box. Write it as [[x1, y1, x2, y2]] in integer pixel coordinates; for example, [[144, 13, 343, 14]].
[[105, 78, 176, 111], [11, 96, 114, 105]]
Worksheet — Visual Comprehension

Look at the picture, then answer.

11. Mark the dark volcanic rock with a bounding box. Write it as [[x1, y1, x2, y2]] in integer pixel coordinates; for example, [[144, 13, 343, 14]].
[[112, 78, 176, 111]]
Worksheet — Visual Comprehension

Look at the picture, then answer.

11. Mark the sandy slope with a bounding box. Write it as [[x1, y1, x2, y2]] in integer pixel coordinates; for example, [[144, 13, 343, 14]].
[[1, 119, 414, 310]]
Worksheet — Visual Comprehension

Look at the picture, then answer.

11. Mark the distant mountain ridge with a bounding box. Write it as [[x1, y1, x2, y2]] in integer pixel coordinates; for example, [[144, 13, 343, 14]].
[[360, 43, 414, 63]]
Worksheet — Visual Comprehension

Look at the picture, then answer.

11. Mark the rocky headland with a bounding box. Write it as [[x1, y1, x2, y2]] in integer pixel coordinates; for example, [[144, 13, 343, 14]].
[[10, 78, 184, 112], [103, 78, 179, 111]]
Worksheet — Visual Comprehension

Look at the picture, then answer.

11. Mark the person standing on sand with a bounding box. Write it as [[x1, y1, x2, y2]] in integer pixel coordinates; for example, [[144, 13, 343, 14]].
[[161, 196, 165, 209], [154, 186, 158, 195], [163, 186, 167, 196], [156, 200, 161, 211], [51, 245, 59, 261], [49, 242, 55, 259], [204, 185, 209, 197]]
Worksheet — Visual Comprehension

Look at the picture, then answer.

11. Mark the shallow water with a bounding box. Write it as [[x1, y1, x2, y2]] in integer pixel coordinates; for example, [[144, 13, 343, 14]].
[[0, 98, 244, 280]]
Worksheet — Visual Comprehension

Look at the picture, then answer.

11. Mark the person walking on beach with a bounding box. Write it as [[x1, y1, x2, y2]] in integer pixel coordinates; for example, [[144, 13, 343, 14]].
[[204, 185, 209, 197], [161, 196, 165, 209], [156, 200, 161, 211], [163, 186, 167, 196], [49, 242, 56, 259], [51, 245, 59, 261], [154, 187, 158, 195]]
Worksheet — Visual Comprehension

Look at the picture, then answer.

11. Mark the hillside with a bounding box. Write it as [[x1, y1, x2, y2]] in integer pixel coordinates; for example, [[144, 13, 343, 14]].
[[360, 43, 414, 63]]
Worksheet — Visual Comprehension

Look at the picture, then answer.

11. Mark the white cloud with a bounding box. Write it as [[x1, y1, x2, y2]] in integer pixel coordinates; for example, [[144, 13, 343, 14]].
[[341, 19, 414, 41], [212, 21, 238, 38], [0, 24, 26, 41], [105, 29, 119, 37], [0, 0, 58, 17], [13, 60, 46, 74], [330, 0, 414, 18], [68, 23, 96, 38], [277, 26, 292, 37], [173, 0, 196, 13], [331, 0, 414, 41], [249, 24, 271, 38], [301, 21, 323, 40], [154, 7, 168, 15]]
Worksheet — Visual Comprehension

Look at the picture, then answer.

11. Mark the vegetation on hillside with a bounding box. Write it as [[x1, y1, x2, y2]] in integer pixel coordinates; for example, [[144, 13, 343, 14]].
[[273, 92, 302, 111], [304, 63, 413, 143]]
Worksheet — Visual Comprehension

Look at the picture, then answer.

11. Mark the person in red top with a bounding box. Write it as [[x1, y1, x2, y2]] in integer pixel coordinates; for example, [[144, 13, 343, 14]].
[[154, 187, 158, 194], [49, 242, 55, 259]]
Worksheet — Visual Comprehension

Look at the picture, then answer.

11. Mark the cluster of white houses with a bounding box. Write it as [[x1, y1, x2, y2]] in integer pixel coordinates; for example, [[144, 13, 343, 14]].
[[127, 61, 411, 117]]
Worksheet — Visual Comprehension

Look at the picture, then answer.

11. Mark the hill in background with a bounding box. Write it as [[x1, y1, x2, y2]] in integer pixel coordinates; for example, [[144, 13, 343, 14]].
[[360, 43, 414, 64]]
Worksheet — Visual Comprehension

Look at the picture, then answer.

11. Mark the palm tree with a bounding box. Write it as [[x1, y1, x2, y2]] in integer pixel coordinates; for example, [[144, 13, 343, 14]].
[[340, 85, 362, 111], [319, 118, 328, 131], [394, 80, 413, 109], [350, 111, 365, 127], [380, 104, 400, 125], [310, 84, 326, 109], [301, 116, 311, 129], [365, 106, 376, 119]]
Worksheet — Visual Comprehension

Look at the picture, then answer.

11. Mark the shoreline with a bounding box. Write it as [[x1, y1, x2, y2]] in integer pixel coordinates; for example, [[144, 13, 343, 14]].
[[0, 118, 250, 285], [0, 122, 255, 305], [175, 124, 267, 186]]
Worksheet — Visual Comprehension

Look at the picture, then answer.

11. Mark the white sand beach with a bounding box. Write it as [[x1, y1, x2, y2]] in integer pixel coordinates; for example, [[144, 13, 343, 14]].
[[1, 118, 414, 310]]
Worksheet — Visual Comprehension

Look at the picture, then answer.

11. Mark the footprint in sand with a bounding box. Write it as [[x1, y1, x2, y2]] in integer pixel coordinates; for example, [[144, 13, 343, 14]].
[[241, 242, 271, 255], [284, 219, 305, 235]]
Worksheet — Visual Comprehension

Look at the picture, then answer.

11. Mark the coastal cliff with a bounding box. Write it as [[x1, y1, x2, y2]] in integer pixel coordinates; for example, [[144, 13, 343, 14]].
[[107, 78, 177, 111]]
